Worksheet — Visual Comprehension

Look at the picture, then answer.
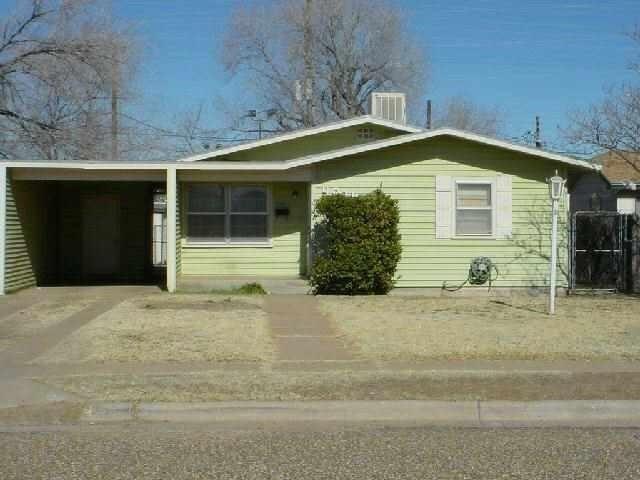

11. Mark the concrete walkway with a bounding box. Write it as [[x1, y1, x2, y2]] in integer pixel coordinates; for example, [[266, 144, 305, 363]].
[[264, 295, 353, 361]]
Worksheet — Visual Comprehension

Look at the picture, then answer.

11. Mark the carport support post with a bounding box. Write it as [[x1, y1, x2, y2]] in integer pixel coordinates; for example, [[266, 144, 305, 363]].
[[0, 166, 5, 295], [166, 167, 177, 293]]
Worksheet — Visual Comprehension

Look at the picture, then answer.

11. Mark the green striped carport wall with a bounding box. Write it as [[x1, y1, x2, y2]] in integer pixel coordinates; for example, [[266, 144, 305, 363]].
[[1, 167, 50, 293]]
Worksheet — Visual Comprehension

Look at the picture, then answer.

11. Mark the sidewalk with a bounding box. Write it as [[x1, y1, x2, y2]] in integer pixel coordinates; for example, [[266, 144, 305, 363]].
[[82, 399, 640, 428], [264, 295, 353, 361]]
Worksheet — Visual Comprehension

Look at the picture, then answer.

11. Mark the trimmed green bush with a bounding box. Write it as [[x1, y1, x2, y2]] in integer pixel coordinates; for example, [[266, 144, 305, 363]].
[[236, 282, 268, 295], [310, 189, 402, 295]]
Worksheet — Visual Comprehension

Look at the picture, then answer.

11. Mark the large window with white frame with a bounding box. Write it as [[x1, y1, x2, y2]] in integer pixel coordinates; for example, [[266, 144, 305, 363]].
[[455, 181, 494, 236], [186, 184, 270, 243]]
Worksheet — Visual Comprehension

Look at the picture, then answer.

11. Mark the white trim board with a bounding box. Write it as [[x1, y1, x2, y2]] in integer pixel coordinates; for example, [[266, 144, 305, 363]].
[[177, 115, 423, 162]]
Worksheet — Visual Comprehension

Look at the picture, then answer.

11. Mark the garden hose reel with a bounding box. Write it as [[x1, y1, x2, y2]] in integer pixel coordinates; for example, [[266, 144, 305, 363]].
[[443, 256, 499, 291]]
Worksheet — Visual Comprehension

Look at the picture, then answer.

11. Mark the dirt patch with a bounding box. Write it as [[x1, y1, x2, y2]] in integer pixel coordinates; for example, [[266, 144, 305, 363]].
[[34, 295, 274, 364], [141, 300, 261, 312], [39, 370, 640, 402], [321, 295, 640, 361]]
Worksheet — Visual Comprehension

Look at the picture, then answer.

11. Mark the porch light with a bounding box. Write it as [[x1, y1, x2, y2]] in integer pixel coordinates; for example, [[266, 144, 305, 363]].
[[547, 170, 566, 315], [548, 171, 566, 201]]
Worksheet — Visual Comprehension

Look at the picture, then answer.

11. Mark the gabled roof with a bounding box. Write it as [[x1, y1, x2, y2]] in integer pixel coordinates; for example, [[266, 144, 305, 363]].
[[3, 127, 600, 173], [281, 128, 601, 172], [178, 115, 423, 162]]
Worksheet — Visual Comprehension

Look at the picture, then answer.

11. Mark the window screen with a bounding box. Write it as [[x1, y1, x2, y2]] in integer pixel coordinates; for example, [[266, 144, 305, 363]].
[[455, 183, 493, 235]]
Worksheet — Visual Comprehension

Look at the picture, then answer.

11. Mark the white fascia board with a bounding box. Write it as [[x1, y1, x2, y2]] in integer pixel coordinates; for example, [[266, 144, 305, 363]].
[[0, 161, 174, 170], [177, 115, 423, 163], [284, 128, 602, 172], [0, 160, 291, 171]]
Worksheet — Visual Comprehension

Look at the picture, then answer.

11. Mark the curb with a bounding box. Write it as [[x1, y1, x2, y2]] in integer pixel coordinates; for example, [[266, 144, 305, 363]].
[[84, 402, 136, 423], [81, 400, 640, 427]]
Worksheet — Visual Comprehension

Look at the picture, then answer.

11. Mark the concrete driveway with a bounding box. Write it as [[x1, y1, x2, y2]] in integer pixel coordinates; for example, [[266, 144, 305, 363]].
[[0, 286, 159, 407]]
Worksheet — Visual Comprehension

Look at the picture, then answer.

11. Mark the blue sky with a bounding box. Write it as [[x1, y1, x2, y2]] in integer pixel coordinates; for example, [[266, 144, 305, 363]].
[[5, 0, 640, 148]]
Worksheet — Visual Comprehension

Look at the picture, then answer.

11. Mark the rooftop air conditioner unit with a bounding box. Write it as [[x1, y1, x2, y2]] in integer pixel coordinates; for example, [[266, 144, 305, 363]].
[[369, 92, 406, 124]]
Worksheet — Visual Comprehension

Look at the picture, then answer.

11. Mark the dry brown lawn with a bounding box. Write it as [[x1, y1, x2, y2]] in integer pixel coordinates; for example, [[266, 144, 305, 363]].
[[35, 295, 275, 363], [39, 369, 640, 402], [320, 295, 640, 361]]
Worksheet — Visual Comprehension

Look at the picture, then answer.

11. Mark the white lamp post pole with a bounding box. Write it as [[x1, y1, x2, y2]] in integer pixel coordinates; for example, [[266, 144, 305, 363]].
[[548, 171, 566, 315], [549, 196, 559, 315]]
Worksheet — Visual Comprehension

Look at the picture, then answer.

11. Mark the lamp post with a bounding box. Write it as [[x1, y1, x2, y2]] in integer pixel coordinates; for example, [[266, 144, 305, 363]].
[[548, 171, 566, 315]]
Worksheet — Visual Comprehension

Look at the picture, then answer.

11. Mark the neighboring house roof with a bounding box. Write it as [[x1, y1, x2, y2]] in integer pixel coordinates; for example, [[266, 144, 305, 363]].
[[178, 115, 423, 162], [4, 127, 599, 173], [596, 151, 640, 184]]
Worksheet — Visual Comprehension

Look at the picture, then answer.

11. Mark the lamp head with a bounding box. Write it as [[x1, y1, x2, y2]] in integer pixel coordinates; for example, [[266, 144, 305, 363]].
[[548, 170, 566, 201]]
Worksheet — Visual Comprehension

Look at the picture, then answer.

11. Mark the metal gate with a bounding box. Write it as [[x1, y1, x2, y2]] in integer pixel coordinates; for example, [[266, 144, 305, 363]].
[[570, 211, 628, 292], [152, 190, 167, 267]]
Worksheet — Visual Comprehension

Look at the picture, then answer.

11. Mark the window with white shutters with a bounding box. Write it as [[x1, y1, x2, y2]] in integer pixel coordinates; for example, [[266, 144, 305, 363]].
[[435, 174, 512, 240]]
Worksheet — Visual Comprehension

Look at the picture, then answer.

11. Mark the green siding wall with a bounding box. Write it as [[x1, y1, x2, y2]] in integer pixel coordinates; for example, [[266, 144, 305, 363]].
[[312, 137, 569, 289], [180, 182, 308, 277], [224, 125, 405, 162], [4, 175, 50, 292]]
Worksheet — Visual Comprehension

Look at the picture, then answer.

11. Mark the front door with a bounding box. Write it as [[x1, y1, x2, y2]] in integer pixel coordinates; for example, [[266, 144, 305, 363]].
[[82, 194, 121, 280]]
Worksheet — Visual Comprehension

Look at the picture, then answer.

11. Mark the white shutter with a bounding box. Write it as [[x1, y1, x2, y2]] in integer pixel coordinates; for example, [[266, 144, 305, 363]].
[[496, 174, 512, 239], [435, 175, 453, 239]]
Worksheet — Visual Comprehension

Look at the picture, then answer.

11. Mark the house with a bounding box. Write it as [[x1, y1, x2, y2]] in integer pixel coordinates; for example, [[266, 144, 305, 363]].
[[0, 101, 600, 295], [599, 152, 640, 215], [567, 151, 640, 293], [571, 152, 640, 215]]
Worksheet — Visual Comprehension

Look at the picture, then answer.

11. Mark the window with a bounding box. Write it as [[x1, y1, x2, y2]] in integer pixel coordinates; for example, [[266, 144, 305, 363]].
[[186, 185, 269, 243], [356, 127, 376, 140], [455, 182, 493, 236]]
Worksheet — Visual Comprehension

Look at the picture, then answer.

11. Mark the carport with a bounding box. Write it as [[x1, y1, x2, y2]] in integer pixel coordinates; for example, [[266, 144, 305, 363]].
[[0, 163, 173, 292]]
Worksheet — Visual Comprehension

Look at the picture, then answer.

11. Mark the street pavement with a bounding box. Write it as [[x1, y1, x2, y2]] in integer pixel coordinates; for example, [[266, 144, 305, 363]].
[[1, 423, 640, 479]]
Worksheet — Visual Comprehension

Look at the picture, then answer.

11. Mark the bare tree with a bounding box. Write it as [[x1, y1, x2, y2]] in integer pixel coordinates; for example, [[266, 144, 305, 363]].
[[221, 0, 427, 131], [566, 26, 640, 172], [0, 0, 141, 160], [169, 103, 229, 156], [431, 96, 505, 137]]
